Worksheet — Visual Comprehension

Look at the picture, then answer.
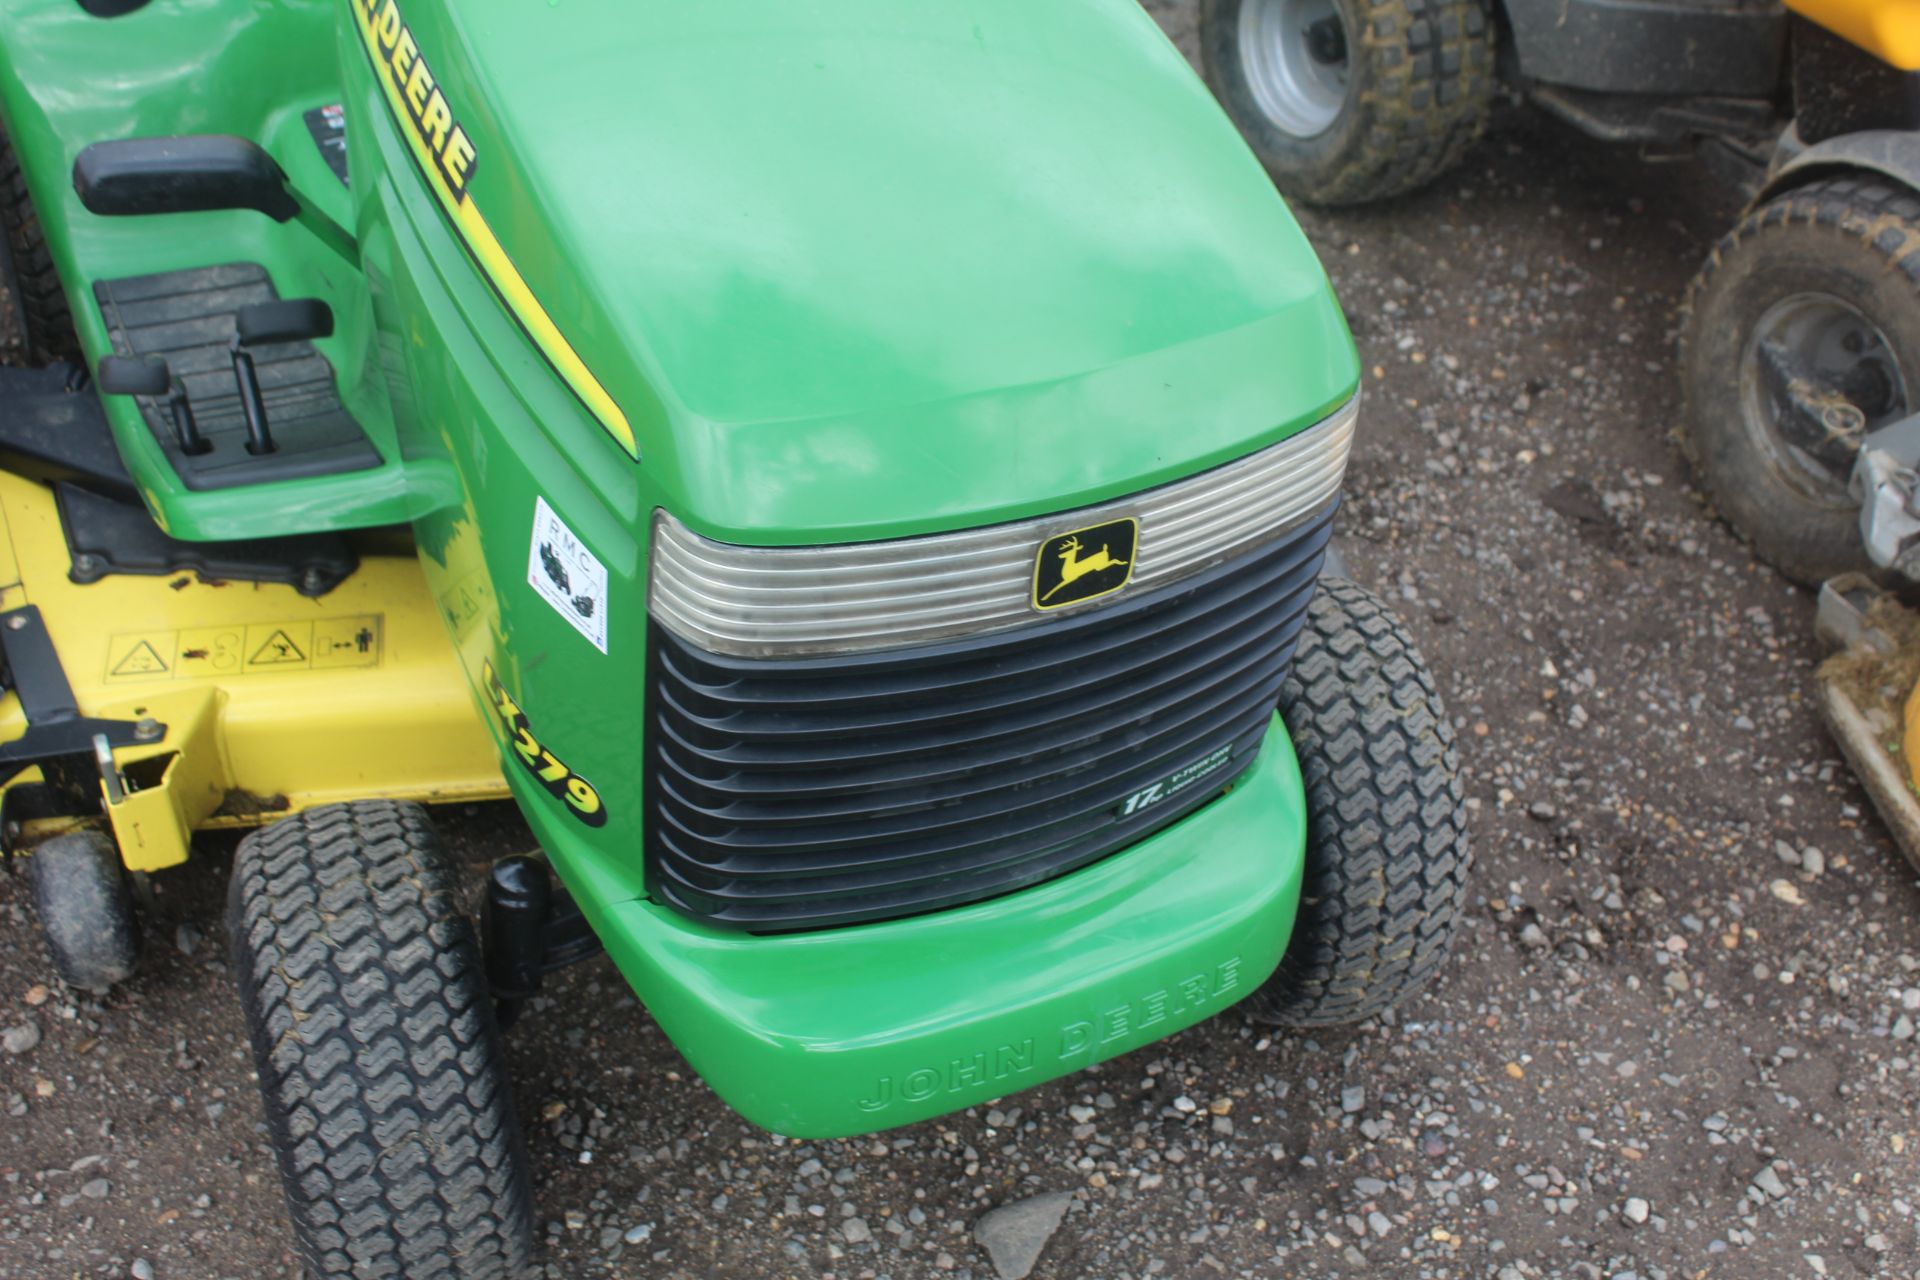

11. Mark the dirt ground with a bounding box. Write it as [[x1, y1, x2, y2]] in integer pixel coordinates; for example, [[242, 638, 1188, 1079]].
[[7, 7, 1920, 1279]]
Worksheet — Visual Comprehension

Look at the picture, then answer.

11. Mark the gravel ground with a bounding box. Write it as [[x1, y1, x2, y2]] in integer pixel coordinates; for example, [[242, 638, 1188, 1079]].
[[7, 7, 1920, 1279]]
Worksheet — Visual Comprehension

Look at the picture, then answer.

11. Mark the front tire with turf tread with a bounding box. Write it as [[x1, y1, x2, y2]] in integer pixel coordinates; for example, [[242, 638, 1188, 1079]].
[[1199, 0, 1495, 205], [1679, 175, 1920, 585], [1246, 578, 1469, 1026], [229, 801, 533, 1279]]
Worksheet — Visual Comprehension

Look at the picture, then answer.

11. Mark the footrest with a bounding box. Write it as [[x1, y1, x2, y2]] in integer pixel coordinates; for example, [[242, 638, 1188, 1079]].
[[0, 363, 135, 496], [55, 483, 357, 597], [93, 263, 380, 491]]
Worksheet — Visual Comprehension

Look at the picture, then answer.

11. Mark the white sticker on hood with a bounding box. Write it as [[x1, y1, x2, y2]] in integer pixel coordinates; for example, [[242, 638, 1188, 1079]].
[[528, 496, 609, 654]]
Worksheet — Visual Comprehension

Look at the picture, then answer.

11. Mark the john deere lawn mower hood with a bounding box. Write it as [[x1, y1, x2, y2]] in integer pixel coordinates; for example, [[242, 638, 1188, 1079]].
[[352, 0, 1357, 541]]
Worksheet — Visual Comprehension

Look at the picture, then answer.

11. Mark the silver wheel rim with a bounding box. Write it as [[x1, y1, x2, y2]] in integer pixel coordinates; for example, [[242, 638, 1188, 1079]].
[[1738, 291, 1910, 504], [1238, 0, 1350, 139]]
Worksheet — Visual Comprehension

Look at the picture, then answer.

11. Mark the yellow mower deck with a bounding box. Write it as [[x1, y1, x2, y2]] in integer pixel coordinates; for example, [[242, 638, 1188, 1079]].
[[0, 472, 506, 871]]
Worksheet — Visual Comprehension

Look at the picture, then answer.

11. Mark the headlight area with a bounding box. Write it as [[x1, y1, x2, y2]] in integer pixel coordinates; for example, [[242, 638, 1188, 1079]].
[[637, 398, 1356, 933], [645, 396, 1356, 659]]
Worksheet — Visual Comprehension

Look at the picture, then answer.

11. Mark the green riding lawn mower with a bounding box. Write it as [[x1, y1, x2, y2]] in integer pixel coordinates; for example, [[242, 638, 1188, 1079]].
[[0, 0, 1470, 1274]]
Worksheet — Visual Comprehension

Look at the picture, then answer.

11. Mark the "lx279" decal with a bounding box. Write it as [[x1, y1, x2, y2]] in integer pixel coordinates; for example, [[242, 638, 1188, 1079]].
[[482, 661, 607, 826]]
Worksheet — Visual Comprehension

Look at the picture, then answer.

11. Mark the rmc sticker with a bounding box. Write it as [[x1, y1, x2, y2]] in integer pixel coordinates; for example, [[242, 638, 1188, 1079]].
[[527, 496, 609, 653]]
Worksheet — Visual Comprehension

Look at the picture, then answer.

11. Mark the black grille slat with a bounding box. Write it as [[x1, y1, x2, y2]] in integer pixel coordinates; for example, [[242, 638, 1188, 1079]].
[[655, 546, 1322, 772], [661, 616, 1302, 827], [651, 706, 1283, 881], [660, 552, 1320, 794], [650, 720, 1278, 905], [646, 504, 1334, 930], [652, 730, 1277, 927], [656, 594, 1290, 786], [660, 536, 1327, 717], [657, 549, 1323, 755]]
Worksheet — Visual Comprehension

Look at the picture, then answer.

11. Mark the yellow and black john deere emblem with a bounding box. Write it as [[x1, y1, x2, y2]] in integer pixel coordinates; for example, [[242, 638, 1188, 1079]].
[[1031, 517, 1137, 610]]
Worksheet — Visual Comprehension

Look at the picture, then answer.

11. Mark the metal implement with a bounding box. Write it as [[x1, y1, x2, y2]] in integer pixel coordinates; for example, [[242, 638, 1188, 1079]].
[[1840, 409, 1920, 576], [1814, 575, 1920, 874], [0, 605, 155, 793]]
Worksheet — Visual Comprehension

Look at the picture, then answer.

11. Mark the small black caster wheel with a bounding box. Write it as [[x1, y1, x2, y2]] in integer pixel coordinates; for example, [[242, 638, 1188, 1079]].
[[31, 830, 140, 991]]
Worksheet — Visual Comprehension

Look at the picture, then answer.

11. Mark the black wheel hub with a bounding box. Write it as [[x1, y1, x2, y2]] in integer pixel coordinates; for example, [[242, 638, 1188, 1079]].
[[1305, 14, 1347, 65]]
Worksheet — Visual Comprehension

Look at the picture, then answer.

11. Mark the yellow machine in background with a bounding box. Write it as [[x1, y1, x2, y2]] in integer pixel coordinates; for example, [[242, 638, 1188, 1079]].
[[0, 470, 504, 872], [1790, 0, 1920, 68], [1649, 0, 1920, 873]]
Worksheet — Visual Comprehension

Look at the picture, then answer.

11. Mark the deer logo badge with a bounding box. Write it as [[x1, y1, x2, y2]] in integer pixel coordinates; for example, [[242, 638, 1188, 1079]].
[[1031, 517, 1138, 610]]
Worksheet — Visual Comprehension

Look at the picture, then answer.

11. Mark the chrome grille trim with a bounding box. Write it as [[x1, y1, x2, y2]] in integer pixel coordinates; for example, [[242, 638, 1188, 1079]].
[[648, 395, 1356, 657]]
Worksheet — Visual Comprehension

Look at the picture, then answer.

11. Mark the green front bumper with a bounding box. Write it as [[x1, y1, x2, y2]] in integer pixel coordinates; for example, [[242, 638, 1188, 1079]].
[[533, 716, 1306, 1139]]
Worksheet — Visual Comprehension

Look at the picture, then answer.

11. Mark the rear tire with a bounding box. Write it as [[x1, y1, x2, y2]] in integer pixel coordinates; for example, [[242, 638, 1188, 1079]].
[[229, 801, 533, 1279], [31, 830, 140, 992], [1199, 0, 1495, 205], [1679, 175, 1920, 585], [1246, 579, 1469, 1026], [0, 124, 78, 364]]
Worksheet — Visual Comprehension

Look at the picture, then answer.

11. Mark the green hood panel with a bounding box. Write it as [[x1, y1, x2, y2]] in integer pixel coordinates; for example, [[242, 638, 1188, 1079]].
[[384, 0, 1356, 539]]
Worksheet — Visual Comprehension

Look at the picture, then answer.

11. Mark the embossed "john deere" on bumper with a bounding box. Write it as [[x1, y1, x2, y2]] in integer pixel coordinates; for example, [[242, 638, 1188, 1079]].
[[525, 715, 1307, 1139]]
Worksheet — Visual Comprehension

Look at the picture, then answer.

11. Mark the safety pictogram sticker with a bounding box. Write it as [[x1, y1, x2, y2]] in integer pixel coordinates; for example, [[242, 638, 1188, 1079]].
[[106, 616, 382, 684], [108, 637, 171, 679], [248, 628, 308, 667], [312, 617, 381, 667]]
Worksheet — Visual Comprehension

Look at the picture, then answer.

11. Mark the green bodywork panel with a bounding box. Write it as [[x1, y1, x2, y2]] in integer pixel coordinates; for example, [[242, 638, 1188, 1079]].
[[1, 0, 1357, 1137], [519, 714, 1306, 1139]]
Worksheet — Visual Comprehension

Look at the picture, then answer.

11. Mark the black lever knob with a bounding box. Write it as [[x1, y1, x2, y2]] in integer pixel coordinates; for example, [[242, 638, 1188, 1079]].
[[97, 354, 170, 397], [235, 297, 333, 347], [98, 355, 210, 456]]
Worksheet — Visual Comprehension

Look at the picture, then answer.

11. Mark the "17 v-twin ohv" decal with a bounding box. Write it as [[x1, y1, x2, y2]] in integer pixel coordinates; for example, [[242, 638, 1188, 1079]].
[[1117, 743, 1235, 818]]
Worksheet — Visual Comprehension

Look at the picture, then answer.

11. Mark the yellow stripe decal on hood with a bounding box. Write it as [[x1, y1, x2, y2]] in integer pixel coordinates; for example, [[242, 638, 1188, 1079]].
[[350, 0, 640, 460]]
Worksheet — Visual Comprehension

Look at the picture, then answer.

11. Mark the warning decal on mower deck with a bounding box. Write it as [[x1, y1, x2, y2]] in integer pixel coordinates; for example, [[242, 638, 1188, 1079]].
[[249, 629, 307, 666], [104, 617, 383, 684], [110, 639, 171, 679]]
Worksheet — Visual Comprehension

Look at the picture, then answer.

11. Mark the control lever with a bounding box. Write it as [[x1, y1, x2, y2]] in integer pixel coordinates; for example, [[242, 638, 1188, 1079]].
[[98, 354, 210, 456], [229, 298, 334, 456]]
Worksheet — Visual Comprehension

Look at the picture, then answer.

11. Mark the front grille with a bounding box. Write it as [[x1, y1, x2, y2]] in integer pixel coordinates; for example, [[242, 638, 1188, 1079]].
[[645, 502, 1334, 931]]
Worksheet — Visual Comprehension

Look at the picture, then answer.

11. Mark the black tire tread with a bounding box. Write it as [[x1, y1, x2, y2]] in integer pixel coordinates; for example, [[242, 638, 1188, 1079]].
[[1678, 174, 1920, 584], [0, 124, 78, 364], [228, 801, 533, 1279], [1248, 578, 1469, 1025], [1200, 0, 1495, 205]]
